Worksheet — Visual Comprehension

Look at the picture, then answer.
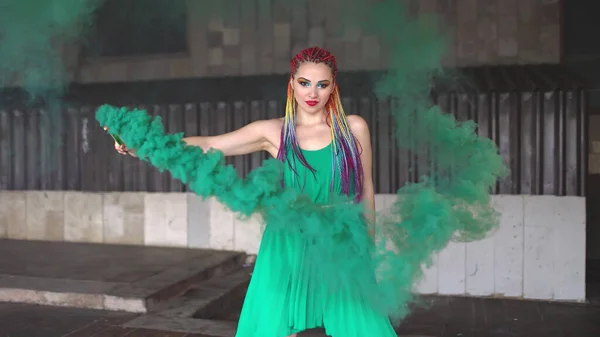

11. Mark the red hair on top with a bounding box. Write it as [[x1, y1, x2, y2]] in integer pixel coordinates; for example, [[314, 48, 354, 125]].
[[290, 46, 338, 76]]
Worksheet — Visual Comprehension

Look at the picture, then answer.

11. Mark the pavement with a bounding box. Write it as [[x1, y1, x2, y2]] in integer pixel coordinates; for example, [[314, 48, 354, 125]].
[[0, 296, 599, 337], [0, 239, 598, 337]]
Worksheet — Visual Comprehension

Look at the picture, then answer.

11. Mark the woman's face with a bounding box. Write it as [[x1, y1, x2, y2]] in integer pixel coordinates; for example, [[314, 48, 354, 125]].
[[291, 62, 334, 114]]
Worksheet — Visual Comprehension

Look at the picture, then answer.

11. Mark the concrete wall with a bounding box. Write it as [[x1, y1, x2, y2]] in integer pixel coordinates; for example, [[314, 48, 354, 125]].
[[0, 191, 585, 302], [68, 0, 562, 84]]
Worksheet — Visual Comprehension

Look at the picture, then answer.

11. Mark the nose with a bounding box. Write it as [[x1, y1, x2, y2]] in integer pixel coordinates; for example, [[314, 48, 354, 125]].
[[308, 87, 318, 98]]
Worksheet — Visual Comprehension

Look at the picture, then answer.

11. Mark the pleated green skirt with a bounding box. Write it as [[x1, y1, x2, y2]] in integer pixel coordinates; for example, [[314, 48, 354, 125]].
[[234, 224, 397, 337]]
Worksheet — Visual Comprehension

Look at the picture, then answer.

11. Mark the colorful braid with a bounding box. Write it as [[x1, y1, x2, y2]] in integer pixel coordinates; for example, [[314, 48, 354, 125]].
[[276, 46, 364, 202]]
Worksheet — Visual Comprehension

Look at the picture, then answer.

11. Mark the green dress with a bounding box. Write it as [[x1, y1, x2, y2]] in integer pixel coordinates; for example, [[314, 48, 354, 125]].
[[235, 142, 397, 337]]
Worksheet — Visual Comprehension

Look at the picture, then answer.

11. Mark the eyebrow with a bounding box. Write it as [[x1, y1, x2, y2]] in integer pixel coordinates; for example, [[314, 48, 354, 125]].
[[297, 77, 331, 83]]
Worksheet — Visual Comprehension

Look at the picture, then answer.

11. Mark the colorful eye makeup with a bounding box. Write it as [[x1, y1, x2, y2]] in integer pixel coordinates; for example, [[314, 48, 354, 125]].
[[297, 78, 310, 86], [296, 77, 331, 88]]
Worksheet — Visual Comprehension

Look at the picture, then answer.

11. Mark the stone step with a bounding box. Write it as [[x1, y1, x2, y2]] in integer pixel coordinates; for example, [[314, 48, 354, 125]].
[[123, 265, 252, 335], [152, 265, 252, 319], [121, 265, 435, 336], [0, 239, 246, 313]]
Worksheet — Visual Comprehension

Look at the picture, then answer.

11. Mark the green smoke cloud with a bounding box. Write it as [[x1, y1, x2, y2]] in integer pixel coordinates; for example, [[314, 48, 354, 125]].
[[0, 0, 100, 100], [96, 0, 507, 325], [0, 0, 507, 326], [0, 0, 102, 180]]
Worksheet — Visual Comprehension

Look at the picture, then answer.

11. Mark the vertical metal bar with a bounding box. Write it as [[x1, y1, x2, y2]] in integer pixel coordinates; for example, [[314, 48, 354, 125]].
[[489, 92, 500, 194], [147, 104, 163, 192], [564, 90, 579, 196], [377, 98, 390, 193], [496, 93, 512, 194], [249, 100, 265, 171], [158, 104, 172, 191], [0, 109, 12, 190], [168, 104, 184, 191], [12, 109, 26, 190], [38, 108, 52, 190], [183, 103, 200, 192], [580, 90, 589, 196], [360, 97, 378, 191], [104, 103, 125, 192], [26, 109, 40, 190], [533, 91, 544, 195], [542, 91, 557, 194], [520, 92, 535, 195], [80, 106, 97, 191], [557, 90, 568, 196], [216, 102, 234, 172], [56, 107, 67, 191], [231, 101, 248, 178], [131, 104, 149, 193], [67, 107, 82, 190]]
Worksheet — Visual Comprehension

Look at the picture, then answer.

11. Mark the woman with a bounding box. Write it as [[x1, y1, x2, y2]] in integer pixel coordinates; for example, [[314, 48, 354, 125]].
[[116, 46, 396, 336]]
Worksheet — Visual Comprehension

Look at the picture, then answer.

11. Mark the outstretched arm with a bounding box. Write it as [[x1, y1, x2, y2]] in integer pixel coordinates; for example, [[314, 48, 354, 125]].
[[115, 119, 279, 157], [183, 119, 276, 156], [348, 115, 376, 227]]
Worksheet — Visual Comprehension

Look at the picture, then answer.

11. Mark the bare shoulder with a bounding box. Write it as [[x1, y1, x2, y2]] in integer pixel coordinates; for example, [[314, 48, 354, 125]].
[[259, 118, 283, 134], [253, 118, 283, 151], [268, 117, 284, 128], [347, 114, 370, 136], [246, 118, 282, 132]]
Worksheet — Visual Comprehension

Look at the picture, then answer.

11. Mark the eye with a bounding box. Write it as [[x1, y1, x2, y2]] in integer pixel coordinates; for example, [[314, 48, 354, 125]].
[[317, 83, 329, 89], [297, 79, 310, 87]]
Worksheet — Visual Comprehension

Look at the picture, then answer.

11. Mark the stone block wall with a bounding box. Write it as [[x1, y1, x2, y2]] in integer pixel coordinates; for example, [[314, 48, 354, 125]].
[[0, 191, 586, 301], [75, 0, 562, 83]]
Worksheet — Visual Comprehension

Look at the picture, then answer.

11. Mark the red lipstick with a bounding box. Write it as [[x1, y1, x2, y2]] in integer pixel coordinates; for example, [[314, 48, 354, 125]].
[[306, 100, 318, 107]]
